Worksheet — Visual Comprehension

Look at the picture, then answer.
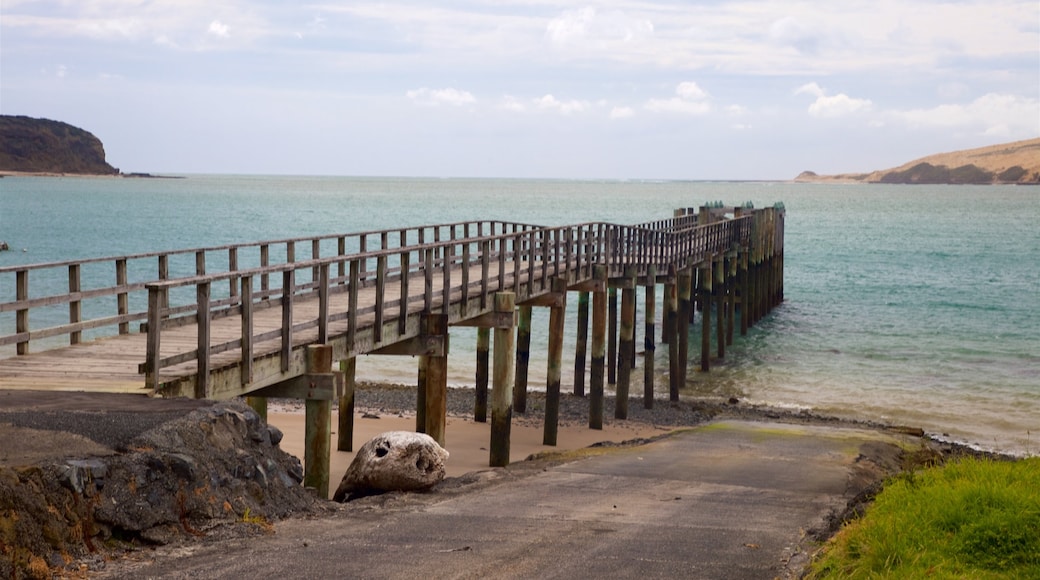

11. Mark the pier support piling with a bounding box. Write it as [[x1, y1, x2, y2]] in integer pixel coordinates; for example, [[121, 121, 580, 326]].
[[490, 292, 516, 467], [304, 345, 333, 498], [336, 357, 356, 452], [543, 278, 567, 446], [474, 328, 490, 422], [573, 291, 589, 397], [643, 266, 657, 409], [615, 268, 636, 420], [514, 305, 532, 414], [590, 266, 607, 429]]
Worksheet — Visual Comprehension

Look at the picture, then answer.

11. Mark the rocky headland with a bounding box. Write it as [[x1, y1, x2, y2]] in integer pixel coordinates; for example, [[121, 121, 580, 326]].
[[0, 116, 120, 176], [795, 137, 1040, 185]]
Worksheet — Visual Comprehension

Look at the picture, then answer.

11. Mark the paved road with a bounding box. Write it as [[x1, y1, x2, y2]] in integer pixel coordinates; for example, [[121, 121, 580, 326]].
[[103, 420, 909, 580]]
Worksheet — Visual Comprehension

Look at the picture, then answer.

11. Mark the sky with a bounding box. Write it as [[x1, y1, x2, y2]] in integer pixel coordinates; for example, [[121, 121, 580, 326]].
[[1, 1, 1038, 179]]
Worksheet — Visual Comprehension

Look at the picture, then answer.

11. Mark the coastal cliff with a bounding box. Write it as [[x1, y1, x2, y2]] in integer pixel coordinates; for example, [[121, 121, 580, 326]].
[[0, 115, 119, 175], [795, 137, 1040, 185]]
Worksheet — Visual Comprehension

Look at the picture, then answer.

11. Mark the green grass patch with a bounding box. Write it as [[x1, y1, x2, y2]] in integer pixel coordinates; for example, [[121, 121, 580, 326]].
[[807, 456, 1040, 579]]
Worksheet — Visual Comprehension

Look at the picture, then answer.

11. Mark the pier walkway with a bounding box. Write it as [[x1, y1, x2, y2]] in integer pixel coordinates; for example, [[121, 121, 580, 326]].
[[0, 204, 784, 493]]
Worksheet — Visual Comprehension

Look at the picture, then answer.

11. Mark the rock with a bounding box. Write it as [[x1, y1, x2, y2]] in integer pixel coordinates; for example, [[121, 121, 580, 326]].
[[333, 431, 449, 502]]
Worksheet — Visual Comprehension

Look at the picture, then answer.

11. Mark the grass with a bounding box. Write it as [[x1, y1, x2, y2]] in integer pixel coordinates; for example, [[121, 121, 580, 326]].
[[807, 456, 1040, 579]]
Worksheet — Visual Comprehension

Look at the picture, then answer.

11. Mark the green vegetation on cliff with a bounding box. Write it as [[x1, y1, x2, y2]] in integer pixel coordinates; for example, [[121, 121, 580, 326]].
[[0, 115, 119, 175]]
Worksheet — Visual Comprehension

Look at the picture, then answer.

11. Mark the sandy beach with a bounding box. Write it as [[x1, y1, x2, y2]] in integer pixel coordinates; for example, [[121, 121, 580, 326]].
[[271, 407, 675, 498]]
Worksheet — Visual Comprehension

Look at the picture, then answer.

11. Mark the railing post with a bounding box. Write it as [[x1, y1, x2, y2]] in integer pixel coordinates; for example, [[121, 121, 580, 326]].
[[116, 258, 129, 335], [281, 269, 294, 372], [318, 263, 330, 344], [68, 264, 81, 345], [260, 244, 270, 300], [240, 275, 254, 385], [228, 247, 239, 299], [145, 285, 164, 390], [15, 270, 28, 355], [348, 259, 359, 352], [196, 281, 211, 398]]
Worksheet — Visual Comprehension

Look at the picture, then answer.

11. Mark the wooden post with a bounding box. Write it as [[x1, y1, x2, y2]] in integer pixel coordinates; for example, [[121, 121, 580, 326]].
[[68, 264, 81, 345], [590, 266, 607, 429], [740, 249, 750, 336], [643, 266, 656, 409], [573, 291, 589, 396], [543, 279, 567, 446], [616, 268, 636, 420], [475, 328, 490, 422], [607, 287, 618, 385], [662, 279, 675, 345], [490, 292, 515, 467], [423, 314, 449, 447], [116, 259, 129, 335], [699, 260, 712, 372], [514, 305, 532, 414], [304, 345, 333, 498], [676, 269, 693, 397], [726, 252, 737, 346], [416, 356, 427, 433], [337, 357, 356, 451], [196, 281, 211, 399], [715, 256, 725, 359], [666, 275, 679, 400]]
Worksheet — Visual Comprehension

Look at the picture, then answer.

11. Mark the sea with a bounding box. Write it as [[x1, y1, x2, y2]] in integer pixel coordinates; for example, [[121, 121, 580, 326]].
[[1, 175, 1038, 455]]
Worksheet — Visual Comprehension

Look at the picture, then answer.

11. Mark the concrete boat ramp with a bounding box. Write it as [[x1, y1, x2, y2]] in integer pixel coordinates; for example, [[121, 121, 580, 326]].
[[102, 419, 913, 580]]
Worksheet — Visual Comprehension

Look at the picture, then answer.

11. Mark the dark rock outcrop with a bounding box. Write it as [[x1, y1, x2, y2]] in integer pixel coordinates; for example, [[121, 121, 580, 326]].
[[0, 115, 119, 175], [0, 402, 320, 579]]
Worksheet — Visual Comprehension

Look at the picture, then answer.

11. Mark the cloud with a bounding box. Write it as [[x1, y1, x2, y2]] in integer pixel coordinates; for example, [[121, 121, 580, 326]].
[[796, 83, 872, 118], [535, 94, 589, 115], [645, 81, 712, 115], [888, 93, 1040, 138], [610, 106, 635, 120], [546, 7, 654, 47], [208, 20, 230, 38], [406, 87, 476, 106]]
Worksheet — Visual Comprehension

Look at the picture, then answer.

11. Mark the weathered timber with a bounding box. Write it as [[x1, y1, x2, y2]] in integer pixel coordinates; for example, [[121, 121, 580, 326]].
[[490, 292, 515, 467], [699, 259, 712, 372], [573, 291, 589, 397], [422, 314, 449, 446], [643, 265, 656, 410], [543, 278, 567, 446], [514, 305, 532, 414], [304, 345, 333, 498], [615, 268, 636, 420], [607, 286, 618, 385], [589, 265, 607, 430], [337, 357, 356, 452], [474, 327, 489, 422]]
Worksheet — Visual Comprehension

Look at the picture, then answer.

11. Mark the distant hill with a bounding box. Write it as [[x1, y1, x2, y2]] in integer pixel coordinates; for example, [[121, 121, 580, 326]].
[[0, 115, 119, 175], [795, 138, 1040, 185]]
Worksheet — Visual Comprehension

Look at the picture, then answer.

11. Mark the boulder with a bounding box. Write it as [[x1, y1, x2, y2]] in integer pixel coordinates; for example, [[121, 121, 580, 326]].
[[333, 431, 449, 502]]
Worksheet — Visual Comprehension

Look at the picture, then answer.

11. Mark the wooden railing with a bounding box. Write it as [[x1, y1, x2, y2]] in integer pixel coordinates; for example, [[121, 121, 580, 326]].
[[137, 216, 759, 395], [0, 220, 540, 355], [0, 207, 786, 398]]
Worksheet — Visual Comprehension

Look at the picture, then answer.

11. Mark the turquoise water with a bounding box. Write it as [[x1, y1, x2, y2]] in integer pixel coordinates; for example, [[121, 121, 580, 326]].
[[2, 175, 1038, 454]]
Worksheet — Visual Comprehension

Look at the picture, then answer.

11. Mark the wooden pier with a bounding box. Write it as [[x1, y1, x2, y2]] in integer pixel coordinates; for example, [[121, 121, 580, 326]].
[[0, 204, 785, 494]]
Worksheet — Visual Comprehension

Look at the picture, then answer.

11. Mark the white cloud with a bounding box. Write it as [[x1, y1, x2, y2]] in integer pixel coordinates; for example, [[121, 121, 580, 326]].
[[610, 106, 635, 120], [406, 87, 477, 107], [499, 96, 526, 113], [546, 7, 654, 47], [796, 83, 872, 118], [645, 81, 712, 115], [888, 93, 1040, 138], [208, 20, 230, 38], [535, 94, 588, 115]]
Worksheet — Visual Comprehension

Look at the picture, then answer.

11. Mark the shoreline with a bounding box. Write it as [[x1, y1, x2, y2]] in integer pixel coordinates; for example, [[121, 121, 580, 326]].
[[264, 382, 996, 499]]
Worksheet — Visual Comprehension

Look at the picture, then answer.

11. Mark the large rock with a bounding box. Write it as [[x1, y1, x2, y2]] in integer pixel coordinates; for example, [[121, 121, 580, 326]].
[[333, 431, 449, 502]]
